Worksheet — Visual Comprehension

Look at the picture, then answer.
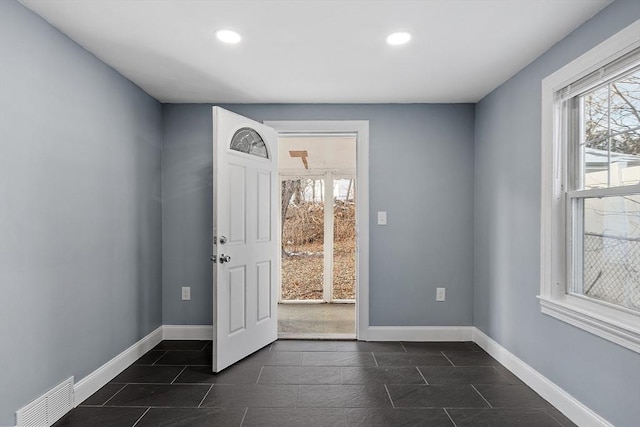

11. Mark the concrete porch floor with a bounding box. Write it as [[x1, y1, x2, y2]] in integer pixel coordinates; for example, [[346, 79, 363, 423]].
[[277, 303, 355, 338]]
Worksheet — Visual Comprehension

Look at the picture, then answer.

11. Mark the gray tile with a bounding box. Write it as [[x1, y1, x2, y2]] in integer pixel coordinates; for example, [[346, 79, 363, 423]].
[[333, 341, 405, 352], [544, 407, 577, 427], [52, 407, 146, 427], [374, 352, 452, 367], [443, 351, 500, 367], [403, 342, 477, 354], [467, 342, 484, 351], [474, 384, 551, 408], [133, 350, 165, 365], [418, 366, 517, 385], [236, 349, 303, 366], [447, 408, 565, 426], [155, 350, 211, 366], [272, 340, 342, 352], [153, 340, 209, 351], [104, 384, 209, 407], [346, 408, 454, 427], [341, 366, 425, 384], [174, 365, 261, 384], [59, 339, 567, 427], [134, 407, 245, 427], [493, 365, 526, 385], [110, 365, 185, 384], [79, 384, 125, 406], [387, 384, 489, 408], [297, 385, 392, 408], [200, 384, 298, 407], [302, 351, 376, 366], [243, 408, 348, 427], [258, 366, 342, 384]]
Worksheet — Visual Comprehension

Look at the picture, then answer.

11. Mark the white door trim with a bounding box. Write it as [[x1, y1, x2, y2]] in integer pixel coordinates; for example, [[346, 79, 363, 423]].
[[265, 120, 370, 340]]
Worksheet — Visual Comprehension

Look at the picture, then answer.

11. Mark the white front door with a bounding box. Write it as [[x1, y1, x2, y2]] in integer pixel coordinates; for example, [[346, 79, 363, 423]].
[[212, 107, 278, 372]]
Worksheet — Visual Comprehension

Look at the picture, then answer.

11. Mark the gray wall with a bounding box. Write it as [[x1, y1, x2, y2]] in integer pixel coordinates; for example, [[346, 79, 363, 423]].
[[162, 104, 475, 327], [473, 1, 640, 426], [0, 1, 163, 425], [3, 0, 636, 424]]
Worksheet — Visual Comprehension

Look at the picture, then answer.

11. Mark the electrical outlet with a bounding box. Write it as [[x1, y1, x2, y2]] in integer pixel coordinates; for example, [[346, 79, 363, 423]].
[[181, 287, 191, 300], [436, 287, 446, 302]]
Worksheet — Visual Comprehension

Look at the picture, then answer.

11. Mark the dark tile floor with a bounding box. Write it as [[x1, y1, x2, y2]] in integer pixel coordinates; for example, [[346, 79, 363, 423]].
[[53, 340, 576, 427]]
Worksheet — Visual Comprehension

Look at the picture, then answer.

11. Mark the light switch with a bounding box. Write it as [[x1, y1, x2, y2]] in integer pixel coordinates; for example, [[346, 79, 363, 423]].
[[377, 211, 387, 225]]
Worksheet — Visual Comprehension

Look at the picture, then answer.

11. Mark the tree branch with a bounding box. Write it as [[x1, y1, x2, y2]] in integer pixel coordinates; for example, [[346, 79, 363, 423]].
[[611, 83, 640, 124]]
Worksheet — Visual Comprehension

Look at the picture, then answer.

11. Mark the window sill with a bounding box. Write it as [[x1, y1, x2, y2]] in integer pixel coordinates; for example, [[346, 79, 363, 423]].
[[538, 295, 640, 353]]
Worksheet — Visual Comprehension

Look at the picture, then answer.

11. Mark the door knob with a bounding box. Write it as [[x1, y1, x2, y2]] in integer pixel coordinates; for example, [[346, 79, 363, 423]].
[[219, 254, 231, 264]]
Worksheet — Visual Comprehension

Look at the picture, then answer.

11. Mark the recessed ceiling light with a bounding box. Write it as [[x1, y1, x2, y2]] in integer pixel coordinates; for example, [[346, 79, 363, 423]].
[[216, 30, 241, 44], [386, 32, 411, 46]]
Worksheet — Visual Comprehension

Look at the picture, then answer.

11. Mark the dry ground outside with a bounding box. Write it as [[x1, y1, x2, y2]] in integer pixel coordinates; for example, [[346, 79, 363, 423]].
[[281, 200, 356, 300], [281, 239, 355, 300]]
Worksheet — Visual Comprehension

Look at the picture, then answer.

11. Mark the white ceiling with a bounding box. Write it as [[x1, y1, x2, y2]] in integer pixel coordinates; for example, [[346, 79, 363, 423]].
[[279, 136, 356, 175], [20, 0, 612, 104]]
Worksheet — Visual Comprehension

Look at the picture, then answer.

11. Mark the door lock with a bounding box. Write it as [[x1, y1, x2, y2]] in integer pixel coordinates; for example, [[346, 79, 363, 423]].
[[219, 236, 227, 244], [219, 254, 231, 264]]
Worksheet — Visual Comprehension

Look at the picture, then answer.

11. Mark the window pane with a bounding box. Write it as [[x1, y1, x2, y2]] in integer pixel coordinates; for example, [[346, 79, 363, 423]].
[[610, 130, 640, 187], [610, 70, 640, 134], [583, 85, 609, 147], [577, 195, 640, 311], [230, 127, 268, 158], [333, 179, 355, 300], [583, 146, 610, 189], [581, 68, 640, 189], [281, 179, 324, 300]]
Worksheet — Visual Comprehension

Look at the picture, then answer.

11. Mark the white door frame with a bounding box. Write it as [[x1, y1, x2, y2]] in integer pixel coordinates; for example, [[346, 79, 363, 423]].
[[265, 120, 369, 341]]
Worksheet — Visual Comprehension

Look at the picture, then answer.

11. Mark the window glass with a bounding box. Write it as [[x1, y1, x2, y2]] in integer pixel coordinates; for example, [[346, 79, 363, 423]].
[[581, 68, 640, 189], [610, 70, 640, 134], [574, 195, 640, 311], [230, 127, 268, 158]]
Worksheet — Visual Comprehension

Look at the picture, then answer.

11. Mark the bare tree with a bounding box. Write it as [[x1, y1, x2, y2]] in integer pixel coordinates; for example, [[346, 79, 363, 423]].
[[281, 179, 301, 257], [346, 179, 354, 202], [584, 73, 640, 155]]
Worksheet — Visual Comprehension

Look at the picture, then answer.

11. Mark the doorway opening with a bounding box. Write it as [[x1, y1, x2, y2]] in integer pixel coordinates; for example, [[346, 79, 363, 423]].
[[277, 134, 356, 338], [265, 120, 369, 340]]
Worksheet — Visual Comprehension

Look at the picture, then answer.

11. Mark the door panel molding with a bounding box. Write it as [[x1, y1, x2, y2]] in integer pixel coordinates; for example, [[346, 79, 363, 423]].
[[256, 261, 272, 322]]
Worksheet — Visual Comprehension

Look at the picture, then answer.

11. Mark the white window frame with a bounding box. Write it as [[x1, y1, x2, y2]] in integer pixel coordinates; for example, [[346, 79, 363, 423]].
[[539, 20, 640, 353]]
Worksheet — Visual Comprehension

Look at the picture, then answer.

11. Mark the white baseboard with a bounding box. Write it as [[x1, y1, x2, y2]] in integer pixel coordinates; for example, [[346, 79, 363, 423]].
[[162, 325, 213, 340], [73, 325, 212, 407], [472, 327, 613, 427], [73, 326, 163, 406], [366, 326, 474, 341]]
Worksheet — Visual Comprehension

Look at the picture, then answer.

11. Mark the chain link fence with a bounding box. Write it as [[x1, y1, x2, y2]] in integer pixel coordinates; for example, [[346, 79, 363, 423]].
[[583, 233, 640, 310]]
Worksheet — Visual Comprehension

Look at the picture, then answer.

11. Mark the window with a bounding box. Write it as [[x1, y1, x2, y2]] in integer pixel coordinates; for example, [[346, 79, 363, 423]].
[[230, 127, 269, 158], [568, 62, 640, 310], [540, 20, 640, 353]]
